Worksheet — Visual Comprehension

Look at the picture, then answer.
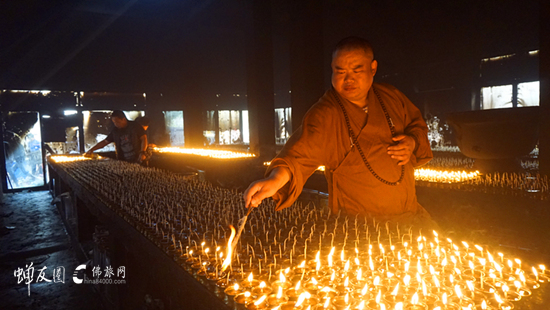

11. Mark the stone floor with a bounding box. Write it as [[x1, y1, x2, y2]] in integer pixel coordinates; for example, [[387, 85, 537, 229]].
[[0, 191, 106, 310]]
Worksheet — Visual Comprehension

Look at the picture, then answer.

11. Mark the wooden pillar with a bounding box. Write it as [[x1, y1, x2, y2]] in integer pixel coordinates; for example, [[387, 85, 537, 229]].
[[76, 107, 85, 153], [289, 0, 325, 132], [540, 0, 550, 176], [245, 0, 276, 160], [182, 93, 204, 148], [143, 93, 169, 147]]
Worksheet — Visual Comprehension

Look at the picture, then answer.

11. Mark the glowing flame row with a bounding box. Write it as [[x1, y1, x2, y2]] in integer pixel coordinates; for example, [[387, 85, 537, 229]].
[[49, 155, 99, 163], [414, 168, 480, 183], [211, 228, 548, 310], [264, 162, 478, 182], [154, 147, 255, 159]]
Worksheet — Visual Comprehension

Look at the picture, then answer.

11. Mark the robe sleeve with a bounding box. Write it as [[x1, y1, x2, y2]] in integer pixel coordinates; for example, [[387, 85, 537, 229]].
[[266, 103, 334, 211], [395, 89, 433, 167]]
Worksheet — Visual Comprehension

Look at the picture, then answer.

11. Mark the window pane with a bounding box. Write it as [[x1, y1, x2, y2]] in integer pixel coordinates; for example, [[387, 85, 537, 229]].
[[517, 81, 539, 107], [218, 110, 230, 145], [83, 111, 114, 152], [3, 112, 44, 189], [230, 110, 241, 144], [125, 111, 144, 121], [275, 108, 292, 145], [275, 108, 285, 144], [481, 85, 513, 109], [285, 107, 292, 136], [203, 110, 216, 145], [163, 111, 184, 146], [242, 110, 249, 144], [204, 111, 216, 131], [66, 126, 81, 153]]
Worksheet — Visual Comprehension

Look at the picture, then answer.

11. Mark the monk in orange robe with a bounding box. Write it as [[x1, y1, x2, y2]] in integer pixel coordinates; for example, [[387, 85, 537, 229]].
[[245, 37, 435, 227]]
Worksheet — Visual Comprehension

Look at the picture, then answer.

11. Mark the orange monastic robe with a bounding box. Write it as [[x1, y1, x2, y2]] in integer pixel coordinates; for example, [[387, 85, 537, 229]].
[[267, 83, 434, 223]]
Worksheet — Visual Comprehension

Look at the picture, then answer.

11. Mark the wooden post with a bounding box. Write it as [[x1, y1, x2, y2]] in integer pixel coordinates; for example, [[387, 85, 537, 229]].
[[289, 0, 325, 132], [245, 0, 276, 160]]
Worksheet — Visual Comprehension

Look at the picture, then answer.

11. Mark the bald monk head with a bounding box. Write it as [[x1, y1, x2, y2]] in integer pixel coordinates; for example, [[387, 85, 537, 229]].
[[331, 37, 378, 108]]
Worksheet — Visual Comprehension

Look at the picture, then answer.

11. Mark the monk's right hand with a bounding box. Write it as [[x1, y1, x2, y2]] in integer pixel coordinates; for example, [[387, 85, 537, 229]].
[[243, 167, 291, 208]]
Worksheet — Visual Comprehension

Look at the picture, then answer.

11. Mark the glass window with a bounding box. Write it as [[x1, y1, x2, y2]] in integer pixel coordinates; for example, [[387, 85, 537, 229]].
[[242, 110, 249, 144], [275, 108, 285, 144], [218, 110, 230, 145], [3, 112, 44, 189], [65, 126, 81, 153], [125, 111, 144, 121], [163, 111, 184, 146], [275, 107, 292, 145], [203, 110, 216, 146], [45, 142, 67, 155], [83, 111, 114, 152], [218, 110, 243, 145], [517, 81, 539, 107], [481, 85, 513, 109], [285, 107, 292, 136], [230, 110, 241, 144]]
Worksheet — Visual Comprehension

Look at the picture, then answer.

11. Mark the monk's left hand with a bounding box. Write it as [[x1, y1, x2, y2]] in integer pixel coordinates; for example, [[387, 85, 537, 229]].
[[387, 135, 415, 166]]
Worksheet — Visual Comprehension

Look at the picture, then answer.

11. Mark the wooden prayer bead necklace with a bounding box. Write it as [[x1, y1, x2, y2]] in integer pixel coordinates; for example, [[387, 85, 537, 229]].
[[332, 86, 405, 186]]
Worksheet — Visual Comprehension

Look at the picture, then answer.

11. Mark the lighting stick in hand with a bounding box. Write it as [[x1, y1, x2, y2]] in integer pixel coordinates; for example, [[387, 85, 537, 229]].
[[232, 204, 255, 251]]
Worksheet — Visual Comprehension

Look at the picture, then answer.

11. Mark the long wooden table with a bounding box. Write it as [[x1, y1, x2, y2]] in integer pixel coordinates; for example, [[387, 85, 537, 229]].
[[48, 160, 234, 310]]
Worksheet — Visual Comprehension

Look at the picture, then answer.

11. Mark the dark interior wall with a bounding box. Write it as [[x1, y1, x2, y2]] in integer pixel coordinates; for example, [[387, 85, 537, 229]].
[[321, 0, 540, 117], [0, 0, 540, 119], [271, 1, 292, 110], [1, 0, 247, 111]]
